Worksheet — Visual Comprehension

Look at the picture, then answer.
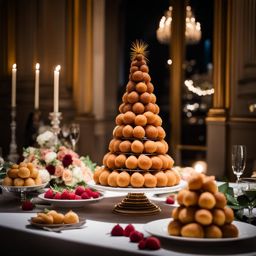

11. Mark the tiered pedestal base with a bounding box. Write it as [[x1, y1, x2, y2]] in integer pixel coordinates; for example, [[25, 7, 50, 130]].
[[113, 193, 161, 215], [87, 180, 187, 216]]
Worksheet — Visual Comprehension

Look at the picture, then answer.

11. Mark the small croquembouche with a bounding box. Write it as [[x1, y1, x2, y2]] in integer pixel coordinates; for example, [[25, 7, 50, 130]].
[[93, 40, 181, 189], [168, 173, 239, 238]]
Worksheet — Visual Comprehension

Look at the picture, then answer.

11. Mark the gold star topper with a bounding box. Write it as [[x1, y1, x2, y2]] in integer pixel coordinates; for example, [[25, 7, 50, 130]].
[[130, 40, 149, 62]]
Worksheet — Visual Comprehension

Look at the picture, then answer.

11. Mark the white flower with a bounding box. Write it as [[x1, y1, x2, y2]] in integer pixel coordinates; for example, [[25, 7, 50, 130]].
[[37, 131, 55, 147], [45, 152, 57, 164], [72, 166, 84, 181], [39, 169, 51, 183], [23, 147, 36, 158]]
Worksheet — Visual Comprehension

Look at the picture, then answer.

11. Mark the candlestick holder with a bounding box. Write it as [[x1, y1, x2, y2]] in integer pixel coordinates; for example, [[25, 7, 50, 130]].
[[8, 107, 19, 163], [49, 112, 62, 146]]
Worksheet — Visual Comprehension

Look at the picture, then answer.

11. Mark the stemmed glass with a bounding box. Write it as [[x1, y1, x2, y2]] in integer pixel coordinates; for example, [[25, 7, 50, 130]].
[[239, 178, 256, 222], [69, 123, 80, 151], [232, 145, 246, 197], [0, 147, 4, 172], [59, 124, 71, 147]]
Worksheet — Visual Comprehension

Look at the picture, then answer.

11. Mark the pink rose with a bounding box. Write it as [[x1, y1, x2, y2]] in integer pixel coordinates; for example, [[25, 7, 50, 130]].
[[81, 166, 93, 182], [54, 165, 64, 177], [40, 149, 52, 160], [58, 146, 67, 151], [72, 158, 82, 167], [57, 151, 66, 161], [67, 150, 79, 159], [62, 169, 73, 183]]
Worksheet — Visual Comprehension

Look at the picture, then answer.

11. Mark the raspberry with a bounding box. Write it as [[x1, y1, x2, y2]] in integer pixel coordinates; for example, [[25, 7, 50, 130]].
[[68, 192, 76, 200], [60, 190, 70, 200], [84, 188, 93, 197], [91, 191, 100, 198], [144, 236, 161, 250], [129, 230, 144, 243], [124, 224, 135, 237], [54, 192, 61, 199], [81, 192, 90, 199], [75, 195, 82, 200], [166, 196, 175, 204], [21, 200, 34, 211], [138, 239, 146, 250], [111, 224, 124, 236], [75, 186, 85, 196], [44, 189, 54, 199]]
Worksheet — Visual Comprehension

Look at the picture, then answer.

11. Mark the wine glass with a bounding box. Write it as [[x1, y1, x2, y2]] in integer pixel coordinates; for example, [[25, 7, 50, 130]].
[[59, 124, 70, 147], [239, 178, 256, 222], [232, 145, 246, 197], [0, 147, 4, 194], [0, 147, 4, 171], [69, 123, 80, 151]]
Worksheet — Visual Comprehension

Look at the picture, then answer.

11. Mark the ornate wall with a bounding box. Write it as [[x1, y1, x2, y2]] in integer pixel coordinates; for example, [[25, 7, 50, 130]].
[[207, 0, 256, 180], [0, 0, 119, 165]]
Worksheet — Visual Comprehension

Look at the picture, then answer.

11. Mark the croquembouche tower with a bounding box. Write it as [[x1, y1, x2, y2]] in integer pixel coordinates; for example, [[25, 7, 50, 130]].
[[93, 40, 183, 215]]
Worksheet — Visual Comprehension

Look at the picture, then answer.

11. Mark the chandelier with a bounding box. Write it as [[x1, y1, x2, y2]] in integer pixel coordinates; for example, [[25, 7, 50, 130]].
[[156, 6, 201, 45]]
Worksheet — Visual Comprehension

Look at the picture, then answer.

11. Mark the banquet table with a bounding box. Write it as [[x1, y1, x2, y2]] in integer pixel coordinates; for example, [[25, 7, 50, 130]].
[[0, 188, 256, 256]]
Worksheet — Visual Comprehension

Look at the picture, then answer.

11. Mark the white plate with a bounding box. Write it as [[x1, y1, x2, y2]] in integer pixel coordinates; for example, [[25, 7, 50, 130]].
[[144, 218, 256, 242], [147, 195, 180, 207], [38, 193, 104, 208], [28, 217, 86, 229], [0, 182, 48, 193], [87, 180, 187, 194]]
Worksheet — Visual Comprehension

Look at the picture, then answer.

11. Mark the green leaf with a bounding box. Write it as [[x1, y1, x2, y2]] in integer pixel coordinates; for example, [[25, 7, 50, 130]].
[[227, 186, 234, 196], [218, 182, 229, 193], [226, 193, 239, 206], [237, 195, 249, 207], [81, 156, 97, 172]]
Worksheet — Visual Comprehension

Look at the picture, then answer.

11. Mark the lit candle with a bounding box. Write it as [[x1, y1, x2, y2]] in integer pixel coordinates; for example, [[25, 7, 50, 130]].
[[53, 65, 61, 113], [11, 64, 17, 108], [34, 63, 40, 109]]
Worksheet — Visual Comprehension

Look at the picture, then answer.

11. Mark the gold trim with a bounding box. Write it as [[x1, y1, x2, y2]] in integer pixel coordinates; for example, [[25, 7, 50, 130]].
[[207, 108, 227, 117], [177, 145, 207, 151], [206, 116, 226, 123], [229, 117, 256, 123]]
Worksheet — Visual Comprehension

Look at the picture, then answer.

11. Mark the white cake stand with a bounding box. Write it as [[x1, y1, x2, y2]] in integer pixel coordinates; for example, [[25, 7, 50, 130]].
[[87, 180, 187, 216]]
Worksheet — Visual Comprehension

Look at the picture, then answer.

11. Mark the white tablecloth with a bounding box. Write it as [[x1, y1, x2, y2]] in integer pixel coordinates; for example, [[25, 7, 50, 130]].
[[0, 190, 255, 256]]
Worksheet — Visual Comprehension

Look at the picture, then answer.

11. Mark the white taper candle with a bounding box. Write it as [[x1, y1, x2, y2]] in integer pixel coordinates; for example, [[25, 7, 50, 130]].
[[53, 65, 61, 113], [11, 64, 17, 108], [34, 63, 40, 109]]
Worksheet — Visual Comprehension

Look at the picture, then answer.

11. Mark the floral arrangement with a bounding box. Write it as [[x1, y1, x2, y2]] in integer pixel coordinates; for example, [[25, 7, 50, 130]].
[[22, 131, 97, 188]]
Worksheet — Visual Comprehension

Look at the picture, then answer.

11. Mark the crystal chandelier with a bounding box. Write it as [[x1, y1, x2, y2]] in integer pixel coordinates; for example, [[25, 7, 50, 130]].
[[156, 6, 201, 45]]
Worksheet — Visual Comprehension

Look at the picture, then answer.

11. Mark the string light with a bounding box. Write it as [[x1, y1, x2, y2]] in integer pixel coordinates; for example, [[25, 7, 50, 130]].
[[184, 80, 214, 96]]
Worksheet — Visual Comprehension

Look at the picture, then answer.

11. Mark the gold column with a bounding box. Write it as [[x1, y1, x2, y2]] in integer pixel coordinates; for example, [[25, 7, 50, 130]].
[[206, 0, 230, 178], [170, 0, 185, 164], [73, 0, 80, 111], [207, 0, 229, 120], [66, 0, 74, 90], [73, 0, 93, 114], [84, 0, 93, 114]]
